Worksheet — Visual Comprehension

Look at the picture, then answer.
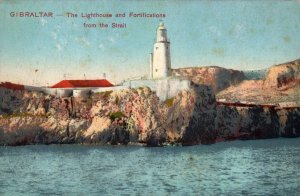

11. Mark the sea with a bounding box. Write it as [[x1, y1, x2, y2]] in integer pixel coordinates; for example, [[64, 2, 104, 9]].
[[0, 138, 299, 196]]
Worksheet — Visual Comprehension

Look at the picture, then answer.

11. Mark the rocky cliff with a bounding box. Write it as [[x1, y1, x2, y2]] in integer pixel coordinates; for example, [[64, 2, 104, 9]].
[[0, 82, 299, 146], [0, 84, 217, 146], [264, 59, 300, 90], [216, 104, 299, 140], [217, 60, 300, 104], [172, 66, 245, 92]]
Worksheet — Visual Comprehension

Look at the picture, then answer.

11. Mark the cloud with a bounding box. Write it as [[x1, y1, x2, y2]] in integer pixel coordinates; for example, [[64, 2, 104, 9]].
[[98, 44, 105, 50], [40, 18, 48, 26], [82, 38, 90, 47], [76, 37, 91, 47], [108, 37, 116, 43], [56, 43, 62, 51], [55, 25, 61, 32]]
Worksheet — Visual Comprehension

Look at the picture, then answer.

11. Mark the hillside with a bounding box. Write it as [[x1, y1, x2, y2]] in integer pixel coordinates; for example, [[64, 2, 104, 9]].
[[217, 59, 300, 104], [264, 59, 300, 90], [172, 66, 245, 92]]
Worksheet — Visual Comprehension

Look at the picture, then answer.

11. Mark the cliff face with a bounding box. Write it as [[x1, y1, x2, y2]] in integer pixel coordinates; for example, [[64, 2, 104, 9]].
[[264, 59, 300, 90], [0, 84, 298, 146], [0, 84, 217, 146], [172, 66, 245, 92], [217, 60, 300, 104], [215, 105, 300, 140]]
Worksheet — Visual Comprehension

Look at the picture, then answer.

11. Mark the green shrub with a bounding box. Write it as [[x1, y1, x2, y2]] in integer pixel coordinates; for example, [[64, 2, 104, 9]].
[[115, 96, 120, 105], [165, 97, 175, 107], [0, 113, 9, 118], [103, 90, 113, 97], [109, 111, 124, 121], [93, 90, 112, 98]]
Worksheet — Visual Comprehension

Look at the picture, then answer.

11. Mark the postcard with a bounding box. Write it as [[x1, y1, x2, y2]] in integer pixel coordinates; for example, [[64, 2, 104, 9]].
[[0, 0, 299, 195]]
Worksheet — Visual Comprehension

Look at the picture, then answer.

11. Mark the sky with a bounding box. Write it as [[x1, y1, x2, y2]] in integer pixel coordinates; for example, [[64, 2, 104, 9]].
[[0, 0, 300, 86]]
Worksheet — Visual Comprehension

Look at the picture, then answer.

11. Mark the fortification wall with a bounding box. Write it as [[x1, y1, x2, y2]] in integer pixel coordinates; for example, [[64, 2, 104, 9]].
[[92, 86, 129, 93], [123, 77, 191, 101]]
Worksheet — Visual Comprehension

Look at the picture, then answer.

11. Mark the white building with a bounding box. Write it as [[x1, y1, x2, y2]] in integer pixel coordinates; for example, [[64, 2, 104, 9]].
[[150, 22, 171, 79]]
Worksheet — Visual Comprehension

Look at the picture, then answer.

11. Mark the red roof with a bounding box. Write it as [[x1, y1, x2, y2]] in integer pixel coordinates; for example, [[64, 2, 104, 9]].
[[51, 79, 113, 88], [0, 82, 24, 90]]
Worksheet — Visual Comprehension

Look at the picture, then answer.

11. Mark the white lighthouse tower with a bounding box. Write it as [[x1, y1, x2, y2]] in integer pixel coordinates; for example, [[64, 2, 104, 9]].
[[150, 22, 171, 79]]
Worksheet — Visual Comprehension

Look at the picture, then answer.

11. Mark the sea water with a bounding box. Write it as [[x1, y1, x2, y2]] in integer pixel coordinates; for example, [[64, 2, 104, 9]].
[[0, 138, 299, 195]]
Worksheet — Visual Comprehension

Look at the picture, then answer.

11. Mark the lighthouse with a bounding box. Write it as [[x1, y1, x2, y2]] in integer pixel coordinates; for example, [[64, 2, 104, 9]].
[[123, 22, 190, 101], [150, 22, 171, 79]]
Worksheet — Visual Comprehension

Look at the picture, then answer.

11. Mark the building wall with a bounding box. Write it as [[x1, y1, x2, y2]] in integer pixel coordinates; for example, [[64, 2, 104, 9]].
[[156, 78, 190, 101], [24, 85, 73, 97], [43, 88, 73, 97], [152, 42, 171, 79], [73, 89, 91, 99], [24, 85, 45, 92], [123, 77, 191, 101], [149, 53, 153, 79], [92, 86, 129, 93]]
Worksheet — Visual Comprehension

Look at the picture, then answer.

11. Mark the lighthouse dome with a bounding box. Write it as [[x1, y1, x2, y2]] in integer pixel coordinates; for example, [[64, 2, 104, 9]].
[[158, 22, 166, 30]]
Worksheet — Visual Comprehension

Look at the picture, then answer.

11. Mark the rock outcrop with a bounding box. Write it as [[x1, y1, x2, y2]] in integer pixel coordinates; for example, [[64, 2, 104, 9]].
[[217, 60, 300, 104], [215, 104, 300, 140], [172, 66, 245, 92], [264, 59, 300, 90]]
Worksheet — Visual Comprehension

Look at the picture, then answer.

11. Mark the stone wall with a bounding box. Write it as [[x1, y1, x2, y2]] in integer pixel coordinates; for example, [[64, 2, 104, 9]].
[[123, 77, 191, 101]]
